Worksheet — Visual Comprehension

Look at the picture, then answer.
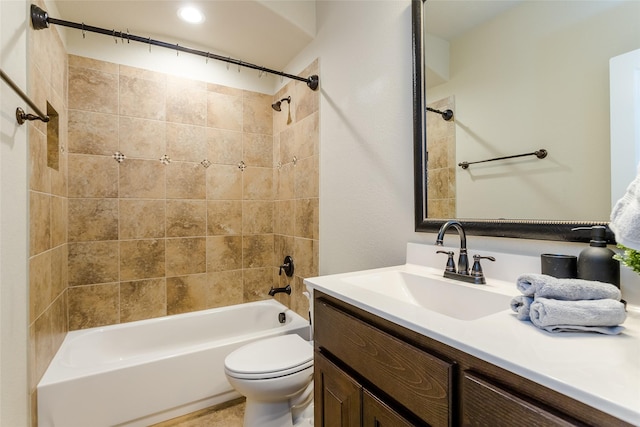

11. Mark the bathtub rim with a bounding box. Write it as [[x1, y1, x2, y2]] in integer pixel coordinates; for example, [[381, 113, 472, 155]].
[[38, 299, 310, 387]]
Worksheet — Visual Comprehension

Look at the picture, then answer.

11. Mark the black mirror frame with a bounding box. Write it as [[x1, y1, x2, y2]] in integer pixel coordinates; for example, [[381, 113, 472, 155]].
[[412, 0, 614, 243]]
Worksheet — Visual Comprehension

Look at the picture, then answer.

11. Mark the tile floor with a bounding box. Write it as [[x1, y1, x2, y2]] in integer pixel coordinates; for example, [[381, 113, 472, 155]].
[[151, 398, 245, 427]]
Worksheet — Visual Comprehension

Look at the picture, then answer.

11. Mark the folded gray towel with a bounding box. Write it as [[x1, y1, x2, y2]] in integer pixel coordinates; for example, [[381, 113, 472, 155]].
[[529, 298, 626, 335], [510, 295, 534, 320], [516, 274, 621, 301], [610, 162, 640, 251], [539, 324, 625, 335]]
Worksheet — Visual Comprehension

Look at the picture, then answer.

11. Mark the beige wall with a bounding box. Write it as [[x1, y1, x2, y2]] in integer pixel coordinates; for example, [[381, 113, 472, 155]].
[[65, 55, 318, 329], [3, 0, 32, 425]]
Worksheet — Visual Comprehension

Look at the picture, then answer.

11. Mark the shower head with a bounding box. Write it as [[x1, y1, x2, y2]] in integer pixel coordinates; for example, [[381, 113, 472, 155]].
[[271, 96, 291, 112]]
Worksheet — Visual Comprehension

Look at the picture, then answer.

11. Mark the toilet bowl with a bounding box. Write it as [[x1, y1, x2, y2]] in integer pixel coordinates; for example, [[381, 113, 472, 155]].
[[224, 333, 314, 427]]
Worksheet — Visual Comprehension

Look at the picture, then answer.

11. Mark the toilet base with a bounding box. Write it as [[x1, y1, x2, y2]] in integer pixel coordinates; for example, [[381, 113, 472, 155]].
[[293, 402, 314, 427], [243, 400, 292, 427], [242, 391, 314, 427]]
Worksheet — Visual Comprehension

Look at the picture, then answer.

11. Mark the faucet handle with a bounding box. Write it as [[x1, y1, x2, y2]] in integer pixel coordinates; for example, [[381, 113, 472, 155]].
[[471, 255, 496, 279], [436, 250, 456, 273], [279, 255, 295, 277]]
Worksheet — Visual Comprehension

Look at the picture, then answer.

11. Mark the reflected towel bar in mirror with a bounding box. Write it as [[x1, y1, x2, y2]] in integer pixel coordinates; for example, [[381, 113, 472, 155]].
[[458, 149, 548, 170], [427, 106, 454, 121]]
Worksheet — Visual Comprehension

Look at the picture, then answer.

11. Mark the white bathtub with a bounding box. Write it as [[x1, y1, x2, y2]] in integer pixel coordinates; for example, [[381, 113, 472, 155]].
[[37, 300, 310, 427]]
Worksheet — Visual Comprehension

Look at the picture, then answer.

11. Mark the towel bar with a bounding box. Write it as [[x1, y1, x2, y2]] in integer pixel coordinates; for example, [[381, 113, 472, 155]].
[[459, 149, 547, 170], [0, 68, 50, 124]]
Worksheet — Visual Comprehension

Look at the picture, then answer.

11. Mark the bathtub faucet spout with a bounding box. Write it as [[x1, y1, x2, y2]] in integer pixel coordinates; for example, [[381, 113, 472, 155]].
[[268, 284, 292, 296]]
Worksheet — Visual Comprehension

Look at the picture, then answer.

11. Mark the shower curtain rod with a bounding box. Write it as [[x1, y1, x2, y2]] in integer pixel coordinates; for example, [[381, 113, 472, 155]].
[[0, 68, 50, 124], [30, 4, 319, 91]]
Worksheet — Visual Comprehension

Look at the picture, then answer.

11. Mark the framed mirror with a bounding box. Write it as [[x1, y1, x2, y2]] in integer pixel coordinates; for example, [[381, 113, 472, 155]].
[[412, 0, 639, 242]]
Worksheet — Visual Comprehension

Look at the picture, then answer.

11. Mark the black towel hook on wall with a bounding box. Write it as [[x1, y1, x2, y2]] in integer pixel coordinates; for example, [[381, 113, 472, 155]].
[[29, 4, 320, 91]]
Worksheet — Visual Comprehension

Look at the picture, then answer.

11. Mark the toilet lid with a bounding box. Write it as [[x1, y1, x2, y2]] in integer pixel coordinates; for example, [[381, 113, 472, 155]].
[[225, 334, 313, 379]]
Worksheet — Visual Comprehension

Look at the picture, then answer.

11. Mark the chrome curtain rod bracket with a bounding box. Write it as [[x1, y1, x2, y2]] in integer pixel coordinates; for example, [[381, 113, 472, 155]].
[[426, 107, 454, 121], [0, 69, 50, 125], [458, 149, 548, 170], [30, 4, 320, 91]]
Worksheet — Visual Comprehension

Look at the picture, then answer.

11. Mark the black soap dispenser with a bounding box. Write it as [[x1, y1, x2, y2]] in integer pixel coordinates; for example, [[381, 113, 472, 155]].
[[572, 226, 620, 287]]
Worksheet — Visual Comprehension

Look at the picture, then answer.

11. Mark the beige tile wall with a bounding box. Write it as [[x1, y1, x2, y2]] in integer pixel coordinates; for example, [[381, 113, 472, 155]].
[[66, 55, 319, 330], [28, 0, 69, 424], [272, 60, 320, 317], [427, 96, 456, 218]]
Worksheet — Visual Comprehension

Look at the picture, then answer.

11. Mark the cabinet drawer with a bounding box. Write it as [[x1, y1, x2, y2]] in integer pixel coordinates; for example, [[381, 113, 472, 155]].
[[462, 372, 581, 427], [315, 299, 453, 427]]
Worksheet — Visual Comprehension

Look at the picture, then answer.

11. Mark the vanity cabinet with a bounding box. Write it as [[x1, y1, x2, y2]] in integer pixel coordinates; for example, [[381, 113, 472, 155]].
[[315, 351, 419, 427], [314, 352, 361, 426], [314, 296, 451, 426], [313, 291, 632, 427]]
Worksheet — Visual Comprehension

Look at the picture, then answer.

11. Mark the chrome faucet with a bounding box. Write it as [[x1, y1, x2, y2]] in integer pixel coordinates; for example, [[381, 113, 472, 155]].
[[436, 220, 469, 274], [435, 220, 495, 284]]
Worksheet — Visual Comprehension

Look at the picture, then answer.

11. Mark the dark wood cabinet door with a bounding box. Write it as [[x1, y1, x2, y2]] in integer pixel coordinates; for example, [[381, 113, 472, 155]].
[[315, 351, 362, 427], [363, 390, 417, 427]]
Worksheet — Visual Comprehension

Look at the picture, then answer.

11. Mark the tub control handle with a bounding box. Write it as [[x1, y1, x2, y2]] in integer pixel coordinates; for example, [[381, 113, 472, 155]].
[[279, 255, 294, 277]]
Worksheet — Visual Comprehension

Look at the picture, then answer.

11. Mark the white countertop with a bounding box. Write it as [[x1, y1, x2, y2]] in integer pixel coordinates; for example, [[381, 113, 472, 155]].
[[304, 244, 640, 425]]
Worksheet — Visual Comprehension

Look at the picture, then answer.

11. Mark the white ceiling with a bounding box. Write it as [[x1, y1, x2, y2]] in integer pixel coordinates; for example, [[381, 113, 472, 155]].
[[425, 0, 522, 40], [50, 0, 316, 71], [47, 0, 522, 73]]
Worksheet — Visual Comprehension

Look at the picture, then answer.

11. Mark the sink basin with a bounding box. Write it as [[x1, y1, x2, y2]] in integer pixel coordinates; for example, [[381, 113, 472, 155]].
[[342, 270, 513, 321]]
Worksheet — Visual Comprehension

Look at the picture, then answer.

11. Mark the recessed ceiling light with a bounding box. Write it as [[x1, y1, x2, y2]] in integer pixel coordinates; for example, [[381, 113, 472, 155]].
[[178, 6, 204, 24]]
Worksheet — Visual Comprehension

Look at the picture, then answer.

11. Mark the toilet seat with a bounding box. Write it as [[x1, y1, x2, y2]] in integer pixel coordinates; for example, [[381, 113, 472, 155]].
[[225, 334, 313, 380]]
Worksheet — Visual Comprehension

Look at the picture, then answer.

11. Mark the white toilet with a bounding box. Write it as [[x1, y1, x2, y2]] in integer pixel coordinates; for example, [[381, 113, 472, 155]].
[[224, 333, 314, 427]]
